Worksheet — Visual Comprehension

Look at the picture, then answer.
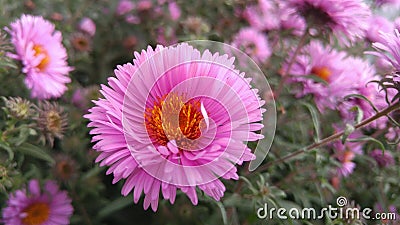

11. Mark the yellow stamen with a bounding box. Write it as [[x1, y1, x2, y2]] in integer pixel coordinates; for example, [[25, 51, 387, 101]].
[[144, 93, 204, 151], [33, 45, 50, 71]]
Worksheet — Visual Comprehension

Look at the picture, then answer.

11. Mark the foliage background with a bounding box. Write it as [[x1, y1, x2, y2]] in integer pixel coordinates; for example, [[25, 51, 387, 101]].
[[0, 0, 399, 225]]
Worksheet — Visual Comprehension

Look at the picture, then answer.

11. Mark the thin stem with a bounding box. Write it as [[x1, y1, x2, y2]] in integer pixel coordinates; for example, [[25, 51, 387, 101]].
[[254, 102, 400, 174], [274, 30, 309, 99], [69, 185, 93, 225]]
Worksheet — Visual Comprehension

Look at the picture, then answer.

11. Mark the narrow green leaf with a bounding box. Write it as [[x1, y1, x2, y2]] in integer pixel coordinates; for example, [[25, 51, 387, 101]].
[[97, 196, 132, 219], [344, 94, 379, 113], [0, 141, 14, 160], [301, 102, 321, 142], [16, 143, 54, 164], [348, 136, 386, 151]]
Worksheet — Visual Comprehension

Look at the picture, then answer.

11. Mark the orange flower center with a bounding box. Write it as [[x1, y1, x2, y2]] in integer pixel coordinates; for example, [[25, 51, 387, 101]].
[[21, 202, 50, 225], [311, 66, 331, 82], [342, 151, 355, 163], [33, 44, 50, 71], [144, 93, 205, 150]]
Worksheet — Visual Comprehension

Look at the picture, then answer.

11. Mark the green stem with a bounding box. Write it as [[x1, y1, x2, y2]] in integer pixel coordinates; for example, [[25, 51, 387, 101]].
[[254, 102, 400, 174]]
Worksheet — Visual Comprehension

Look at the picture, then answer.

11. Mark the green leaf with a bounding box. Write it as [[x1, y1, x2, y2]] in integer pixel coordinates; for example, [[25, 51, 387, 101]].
[[97, 196, 132, 220], [0, 141, 14, 160], [344, 94, 379, 113], [348, 136, 386, 151], [341, 124, 355, 144], [16, 143, 54, 164], [301, 102, 321, 142]]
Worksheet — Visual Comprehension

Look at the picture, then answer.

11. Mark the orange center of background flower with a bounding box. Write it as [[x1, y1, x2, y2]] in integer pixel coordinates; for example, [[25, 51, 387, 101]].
[[144, 93, 204, 150], [33, 44, 50, 71], [311, 66, 331, 82], [21, 202, 50, 225]]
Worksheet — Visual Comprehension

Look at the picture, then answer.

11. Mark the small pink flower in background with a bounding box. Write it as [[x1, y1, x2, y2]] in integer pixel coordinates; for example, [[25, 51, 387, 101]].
[[374, 0, 400, 6], [386, 127, 399, 141], [155, 27, 177, 46], [116, 0, 135, 15], [137, 0, 153, 11], [78, 17, 96, 37], [85, 43, 264, 211], [243, 0, 281, 31], [125, 14, 140, 24], [287, 0, 371, 46], [231, 27, 271, 64], [333, 128, 363, 177], [371, 29, 400, 71], [6, 14, 72, 99], [283, 41, 353, 111], [369, 149, 395, 168], [168, 1, 181, 21], [2, 179, 73, 225], [365, 16, 393, 43]]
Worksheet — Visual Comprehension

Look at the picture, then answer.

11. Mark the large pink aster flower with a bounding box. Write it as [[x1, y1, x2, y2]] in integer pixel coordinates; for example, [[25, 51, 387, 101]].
[[2, 179, 73, 225], [287, 0, 370, 45], [231, 27, 271, 64], [283, 41, 354, 111], [85, 43, 265, 211], [6, 14, 72, 99]]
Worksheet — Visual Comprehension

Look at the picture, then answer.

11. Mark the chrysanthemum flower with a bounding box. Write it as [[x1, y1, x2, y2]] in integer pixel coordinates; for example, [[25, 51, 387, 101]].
[[78, 17, 96, 37], [231, 27, 271, 64], [243, 0, 305, 35], [70, 33, 92, 52], [366, 16, 394, 43], [85, 43, 265, 211], [283, 41, 354, 111], [2, 179, 73, 225], [287, 0, 370, 45], [243, 0, 281, 31], [370, 29, 400, 72], [369, 149, 395, 168], [6, 15, 72, 100]]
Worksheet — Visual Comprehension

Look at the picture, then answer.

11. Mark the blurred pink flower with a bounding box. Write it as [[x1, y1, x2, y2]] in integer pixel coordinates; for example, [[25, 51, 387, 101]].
[[375, 0, 400, 6], [2, 179, 73, 225], [371, 29, 400, 71], [168, 1, 181, 21], [137, 0, 153, 11], [243, 0, 281, 31], [125, 14, 140, 24], [6, 14, 72, 99], [231, 27, 271, 64], [283, 41, 354, 111], [78, 17, 96, 37], [369, 149, 395, 168], [366, 15, 393, 43], [116, 0, 135, 15], [85, 43, 264, 211], [287, 0, 371, 45]]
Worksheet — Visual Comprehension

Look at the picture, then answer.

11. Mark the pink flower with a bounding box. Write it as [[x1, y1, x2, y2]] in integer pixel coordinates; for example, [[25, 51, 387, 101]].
[[370, 149, 395, 168], [366, 16, 393, 43], [168, 1, 181, 21], [85, 43, 264, 211], [375, 0, 400, 6], [2, 179, 73, 225], [78, 17, 96, 37], [243, 0, 281, 31], [287, 0, 371, 45], [283, 41, 354, 111], [6, 14, 72, 99], [370, 29, 400, 71], [231, 27, 271, 64], [116, 0, 135, 15]]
